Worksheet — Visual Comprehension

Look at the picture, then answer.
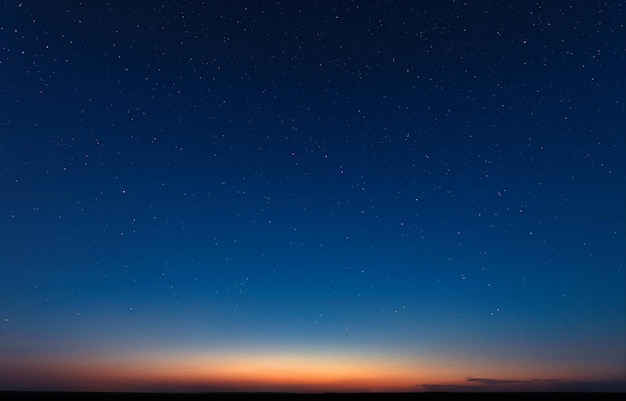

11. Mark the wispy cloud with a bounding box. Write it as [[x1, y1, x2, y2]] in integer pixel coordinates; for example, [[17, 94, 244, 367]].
[[421, 377, 626, 392], [466, 378, 524, 385]]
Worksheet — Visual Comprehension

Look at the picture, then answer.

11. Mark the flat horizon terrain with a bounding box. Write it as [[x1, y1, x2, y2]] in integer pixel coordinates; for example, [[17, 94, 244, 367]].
[[0, 391, 625, 400], [2, 392, 626, 400]]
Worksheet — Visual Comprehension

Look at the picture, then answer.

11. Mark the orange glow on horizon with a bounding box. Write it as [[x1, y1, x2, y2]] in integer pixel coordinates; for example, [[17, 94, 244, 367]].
[[95, 349, 433, 392], [1, 347, 621, 393], [1, 348, 453, 392]]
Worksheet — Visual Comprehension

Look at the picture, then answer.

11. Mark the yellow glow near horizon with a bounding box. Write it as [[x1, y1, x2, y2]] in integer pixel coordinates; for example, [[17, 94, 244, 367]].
[[96, 348, 432, 392], [1, 345, 621, 392]]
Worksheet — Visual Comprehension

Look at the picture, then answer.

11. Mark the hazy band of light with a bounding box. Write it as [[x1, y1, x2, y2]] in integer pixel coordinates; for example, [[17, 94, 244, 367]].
[[1, 342, 616, 392]]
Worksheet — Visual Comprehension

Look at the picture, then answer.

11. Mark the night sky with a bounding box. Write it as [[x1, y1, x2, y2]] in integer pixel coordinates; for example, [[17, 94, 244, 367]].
[[1, 0, 625, 393]]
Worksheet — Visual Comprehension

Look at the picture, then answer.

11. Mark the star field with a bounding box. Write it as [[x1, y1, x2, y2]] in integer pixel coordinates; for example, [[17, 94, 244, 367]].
[[0, 0, 625, 393]]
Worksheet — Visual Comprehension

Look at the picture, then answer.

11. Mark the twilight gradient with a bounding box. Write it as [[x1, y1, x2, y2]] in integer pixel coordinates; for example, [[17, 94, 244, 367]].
[[1, 0, 625, 393]]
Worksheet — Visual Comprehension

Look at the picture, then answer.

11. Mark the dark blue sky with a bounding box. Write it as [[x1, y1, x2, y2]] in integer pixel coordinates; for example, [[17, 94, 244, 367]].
[[1, 0, 625, 392]]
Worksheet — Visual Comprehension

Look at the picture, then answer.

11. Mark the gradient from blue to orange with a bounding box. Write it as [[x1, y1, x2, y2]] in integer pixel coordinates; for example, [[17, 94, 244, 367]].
[[1, 0, 625, 393]]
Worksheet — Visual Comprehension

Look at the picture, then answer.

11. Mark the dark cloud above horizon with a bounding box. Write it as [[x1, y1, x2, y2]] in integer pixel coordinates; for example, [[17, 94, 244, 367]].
[[421, 378, 626, 393]]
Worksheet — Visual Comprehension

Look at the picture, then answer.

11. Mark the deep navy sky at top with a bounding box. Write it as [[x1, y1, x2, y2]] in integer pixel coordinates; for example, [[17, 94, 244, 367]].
[[0, 0, 624, 392]]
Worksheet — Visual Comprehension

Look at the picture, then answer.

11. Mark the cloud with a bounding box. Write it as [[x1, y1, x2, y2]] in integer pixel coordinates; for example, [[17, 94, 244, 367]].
[[421, 384, 483, 392], [466, 378, 524, 385], [420, 377, 626, 393]]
